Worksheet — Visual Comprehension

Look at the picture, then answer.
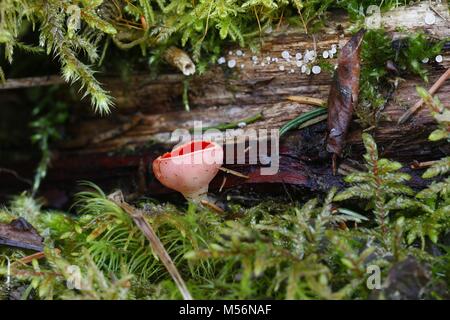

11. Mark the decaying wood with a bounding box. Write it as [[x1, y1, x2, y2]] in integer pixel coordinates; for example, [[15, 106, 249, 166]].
[[0, 75, 64, 90], [398, 67, 450, 124], [0, 218, 44, 252], [163, 46, 196, 76], [1, 2, 450, 203]]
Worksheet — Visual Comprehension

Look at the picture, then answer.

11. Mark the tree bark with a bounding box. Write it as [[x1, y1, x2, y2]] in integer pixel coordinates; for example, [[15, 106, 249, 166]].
[[1, 2, 449, 204]]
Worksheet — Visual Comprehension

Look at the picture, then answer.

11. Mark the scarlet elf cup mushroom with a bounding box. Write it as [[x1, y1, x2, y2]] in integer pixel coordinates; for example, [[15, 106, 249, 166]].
[[152, 140, 224, 202]]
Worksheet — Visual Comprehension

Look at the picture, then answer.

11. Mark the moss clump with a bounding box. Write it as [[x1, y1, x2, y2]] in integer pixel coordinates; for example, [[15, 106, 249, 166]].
[[356, 29, 443, 127], [1, 1, 412, 113]]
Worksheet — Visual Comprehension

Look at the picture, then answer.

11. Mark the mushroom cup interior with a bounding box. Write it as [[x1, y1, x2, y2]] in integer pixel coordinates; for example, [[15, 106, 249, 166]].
[[161, 141, 215, 159]]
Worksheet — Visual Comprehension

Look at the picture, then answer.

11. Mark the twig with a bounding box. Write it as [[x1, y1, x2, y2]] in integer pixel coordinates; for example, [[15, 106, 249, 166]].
[[219, 176, 227, 193], [0, 75, 64, 90], [200, 200, 224, 214], [14, 249, 61, 265], [287, 96, 326, 107], [219, 167, 249, 179], [410, 160, 439, 170], [398, 68, 450, 124], [108, 191, 193, 300], [90, 115, 142, 145], [429, 4, 450, 25], [0, 168, 32, 186]]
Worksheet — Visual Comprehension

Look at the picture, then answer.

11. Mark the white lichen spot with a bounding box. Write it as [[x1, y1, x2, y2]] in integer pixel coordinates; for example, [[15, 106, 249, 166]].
[[304, 50, 316, 63], [435, 55, 443, 63], [281, 50, 290, 60], [217, 57, 226, 65], [227, 59, 237, 68], [312, 65, 321, 74], [301, 65, 307, 73], [424, 12, 436, 25]]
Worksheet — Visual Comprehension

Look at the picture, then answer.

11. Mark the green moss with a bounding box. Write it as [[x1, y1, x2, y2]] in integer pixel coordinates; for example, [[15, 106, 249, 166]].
[[356, 29, 444, 128]]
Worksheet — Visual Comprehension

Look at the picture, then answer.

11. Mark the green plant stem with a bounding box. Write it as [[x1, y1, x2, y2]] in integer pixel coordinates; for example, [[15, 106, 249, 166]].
[[280, 107, 327, 137], [191, 112, 263, 132]]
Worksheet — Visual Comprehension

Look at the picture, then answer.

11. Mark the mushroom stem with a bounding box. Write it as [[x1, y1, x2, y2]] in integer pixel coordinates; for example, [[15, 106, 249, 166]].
[[181, 185, 209, 203]]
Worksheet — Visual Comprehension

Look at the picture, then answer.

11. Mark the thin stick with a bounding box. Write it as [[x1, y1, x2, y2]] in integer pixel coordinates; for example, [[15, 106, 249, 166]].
[[219, 167, 249, 179], [0, 168, 32, 186], [429, 4, 450, 25], [219, 176, 227, 193], [410, 160, 439, 170], [200, 200, 224, 214], [398, 68, 450, 124], [109, 192, 193, 300], [0, 75, 64, 90], [287, 96, 326, 107], [14, 249, 61, 265]]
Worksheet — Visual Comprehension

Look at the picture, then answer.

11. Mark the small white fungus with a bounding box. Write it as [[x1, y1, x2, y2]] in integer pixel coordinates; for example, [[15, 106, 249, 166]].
[[279, 65, 285, 71], [295, 53, 303, 60], [290, 69, 295, 74], [228, 51, 233, 55], [435, 55, 443, 63], [227, 59, 237, 68], [301, 65, 307, 73], [252, 55, 258, 61], [422, 57, 430, 64], [236, 50, 243, 56], [261, 62, 265, 66], [424, 12, 436, 25], [217, 57, 226, 65], [281, 50, 290, 60], [331, 45, 337, 54], [323, 51, 329, 59], [238, 122, 247, 128], [296, 60, 303, 67], [312, 66, 322, 74], [240, 64, 245, 69]]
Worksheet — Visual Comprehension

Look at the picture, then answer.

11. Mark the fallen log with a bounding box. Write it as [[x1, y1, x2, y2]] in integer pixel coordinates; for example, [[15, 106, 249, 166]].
[[1, 1, 449, 205]]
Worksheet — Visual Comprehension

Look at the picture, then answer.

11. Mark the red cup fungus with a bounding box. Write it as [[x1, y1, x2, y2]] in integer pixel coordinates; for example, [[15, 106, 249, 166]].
[[152, 140, 224, 202]]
